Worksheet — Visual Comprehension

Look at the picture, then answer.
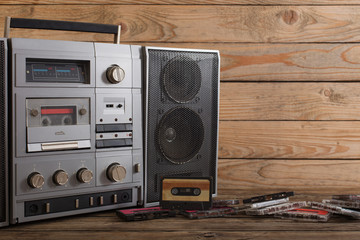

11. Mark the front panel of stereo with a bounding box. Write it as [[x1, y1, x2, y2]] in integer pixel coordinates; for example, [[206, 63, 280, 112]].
[[9, 38, 143, 224]]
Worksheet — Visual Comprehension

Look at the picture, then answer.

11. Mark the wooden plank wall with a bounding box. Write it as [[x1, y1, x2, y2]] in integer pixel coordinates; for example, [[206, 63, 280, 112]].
[[2, 0, 360, 198]]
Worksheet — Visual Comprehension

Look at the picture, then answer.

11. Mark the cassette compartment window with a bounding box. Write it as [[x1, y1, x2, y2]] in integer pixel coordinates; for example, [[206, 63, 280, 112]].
[[26, 58, 90, 84]]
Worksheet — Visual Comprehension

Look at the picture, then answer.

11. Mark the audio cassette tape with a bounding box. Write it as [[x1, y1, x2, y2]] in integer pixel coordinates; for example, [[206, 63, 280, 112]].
[[160, 177, 212, 210], [26, 98, 91, 152]]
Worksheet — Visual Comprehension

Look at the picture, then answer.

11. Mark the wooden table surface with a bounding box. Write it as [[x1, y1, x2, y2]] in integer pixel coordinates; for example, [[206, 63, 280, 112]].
[[1, 194, 360, 240]]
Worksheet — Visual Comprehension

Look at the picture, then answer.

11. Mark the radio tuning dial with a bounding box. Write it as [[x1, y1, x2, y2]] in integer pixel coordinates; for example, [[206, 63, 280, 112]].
[[106, 65, 125, 84], [106, 163, 126, 182], [28, 172, 45, 189], [77, 168, 93, 183], [53, 170, 69, 186]]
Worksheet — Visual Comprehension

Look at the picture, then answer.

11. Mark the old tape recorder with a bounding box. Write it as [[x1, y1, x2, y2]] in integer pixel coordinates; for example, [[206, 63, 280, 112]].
[[0, 17, 220, 226], [0, 18, 143, 225]]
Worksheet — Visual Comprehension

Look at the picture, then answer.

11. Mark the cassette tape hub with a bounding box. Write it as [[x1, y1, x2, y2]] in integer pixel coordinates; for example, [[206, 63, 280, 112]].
[[9, 38, 143, 223]]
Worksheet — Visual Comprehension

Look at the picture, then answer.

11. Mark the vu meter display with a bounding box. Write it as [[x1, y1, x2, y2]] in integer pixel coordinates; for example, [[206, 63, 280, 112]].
[[26, 58, 89, 83]]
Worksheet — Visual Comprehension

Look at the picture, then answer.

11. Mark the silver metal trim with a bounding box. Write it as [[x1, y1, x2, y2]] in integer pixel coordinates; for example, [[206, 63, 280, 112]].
[[144, 47, 150, 207], [0, 38, 8, 227], [4, 17, 10, 38], [27, 140, 91, 152], [115, 25, 121, 44]]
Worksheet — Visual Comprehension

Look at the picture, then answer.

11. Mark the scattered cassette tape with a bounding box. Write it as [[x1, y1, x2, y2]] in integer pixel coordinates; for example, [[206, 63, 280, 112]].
[[332, 195, 360, 202], [250, 198, 289, 209], [212, 199, 240, 208], [323, 199, 360, 209], [308, 201, 360, 220], [116, 207, 177, 221], [181, 207, 239, 220], [243, 191, 294, 204], [275, 208, 331, 222], [245, 201, 307, 216]]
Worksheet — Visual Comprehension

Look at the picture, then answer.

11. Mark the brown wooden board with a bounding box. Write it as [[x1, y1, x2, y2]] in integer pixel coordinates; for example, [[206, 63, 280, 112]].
[[219, 121, 360, 159], [2, 0, 360, 5], [220, 82, 360, 120], [218, 159, 360, 194], [4, 6, 360, 43]]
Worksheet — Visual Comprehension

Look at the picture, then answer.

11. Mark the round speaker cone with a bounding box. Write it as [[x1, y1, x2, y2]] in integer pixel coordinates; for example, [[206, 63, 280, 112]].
[[157, 107, 204, 164], [162, 56, 201, 103]]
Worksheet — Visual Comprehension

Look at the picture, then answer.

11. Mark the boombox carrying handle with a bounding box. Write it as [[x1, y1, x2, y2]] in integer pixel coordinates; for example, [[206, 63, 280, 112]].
[[4, 16, 121, 44]]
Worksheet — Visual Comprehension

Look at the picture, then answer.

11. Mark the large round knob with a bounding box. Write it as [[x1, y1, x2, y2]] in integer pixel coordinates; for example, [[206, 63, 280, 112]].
[[28, 172, 45, 189], [53, 170, 69, 186], [106, 163, 126, 182], [77, 168, 93, 183], [106, 65, 125, 84]]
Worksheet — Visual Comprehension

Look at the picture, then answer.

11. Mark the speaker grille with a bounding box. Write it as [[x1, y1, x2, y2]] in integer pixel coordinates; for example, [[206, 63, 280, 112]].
[[145, 48, 219, 204], [157, 107, 204, 164], [0, 40, 7, 224], [162, 56, 201, 103]]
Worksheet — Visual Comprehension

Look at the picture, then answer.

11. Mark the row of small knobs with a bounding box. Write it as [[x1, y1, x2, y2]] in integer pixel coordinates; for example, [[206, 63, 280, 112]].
[[28, 168, 93, 189], [27, 163, 126, 189]]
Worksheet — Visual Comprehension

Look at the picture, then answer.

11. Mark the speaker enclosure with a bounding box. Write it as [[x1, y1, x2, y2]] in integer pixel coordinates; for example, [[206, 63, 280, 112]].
[[0, 38, 8, 227], [143, 46, 220, 206]]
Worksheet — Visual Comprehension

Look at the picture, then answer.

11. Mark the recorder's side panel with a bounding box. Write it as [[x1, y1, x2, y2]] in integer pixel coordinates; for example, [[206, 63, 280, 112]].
[[0, 38, 8, 227]]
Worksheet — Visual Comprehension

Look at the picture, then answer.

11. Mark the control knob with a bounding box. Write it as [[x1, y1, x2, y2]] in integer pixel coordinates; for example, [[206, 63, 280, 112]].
[[77, 168, 93, 183], [28, 172, 45, 189], [53, 170, 69, 186], [106, 163, 126, 182], [106, 65, 125, 84]]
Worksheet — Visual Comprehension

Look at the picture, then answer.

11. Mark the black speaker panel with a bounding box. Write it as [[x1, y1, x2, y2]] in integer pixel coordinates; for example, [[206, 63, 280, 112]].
[[144, 47, 219, 204]]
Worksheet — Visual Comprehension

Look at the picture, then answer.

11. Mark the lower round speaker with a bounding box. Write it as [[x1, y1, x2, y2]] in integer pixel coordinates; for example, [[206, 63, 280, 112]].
[[157, 107, 204, 164]]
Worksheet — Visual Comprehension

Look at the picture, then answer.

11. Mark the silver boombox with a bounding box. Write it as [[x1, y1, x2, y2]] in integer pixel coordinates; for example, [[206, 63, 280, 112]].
[[0, 17, 220, 226], [6, 19, 143, 224]]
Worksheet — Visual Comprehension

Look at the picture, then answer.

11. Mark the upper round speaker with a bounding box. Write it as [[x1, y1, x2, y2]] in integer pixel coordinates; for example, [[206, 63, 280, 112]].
[[157, 107, 204, 164], [162, 56, 201, 103]]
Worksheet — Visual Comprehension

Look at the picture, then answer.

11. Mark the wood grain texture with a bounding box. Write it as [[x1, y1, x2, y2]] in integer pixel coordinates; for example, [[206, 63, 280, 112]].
[[136, 43, 360, 81], [218, 43, 360, 81], [2, 0, 360, 5], [218, 159, 360, 194], [4, 6, 360, 42], [220, 82, 360, 120], [219, 121, 360, 159], [6, 210, 360, 232]]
